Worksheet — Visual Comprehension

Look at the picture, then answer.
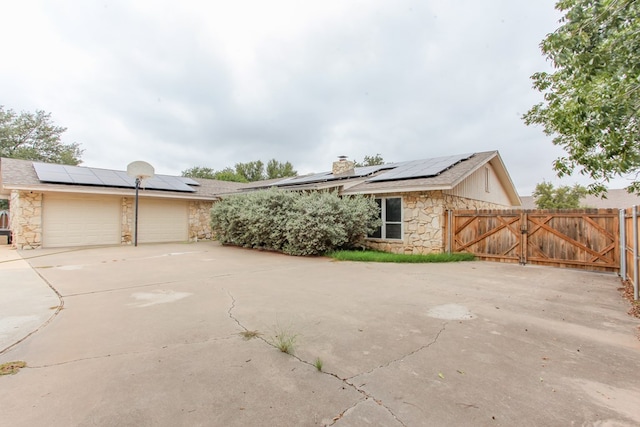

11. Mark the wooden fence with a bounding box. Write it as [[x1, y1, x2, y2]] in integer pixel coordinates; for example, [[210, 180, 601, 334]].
[[447, 208, 639, 300]]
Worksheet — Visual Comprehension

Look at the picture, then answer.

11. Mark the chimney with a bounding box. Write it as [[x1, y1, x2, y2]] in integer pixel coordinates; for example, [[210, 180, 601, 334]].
[[332, 156, 355, 175]]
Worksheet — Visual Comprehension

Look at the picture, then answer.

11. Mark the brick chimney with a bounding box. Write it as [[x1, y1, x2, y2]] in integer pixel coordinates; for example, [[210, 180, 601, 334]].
[[332, 156, 355, 175]]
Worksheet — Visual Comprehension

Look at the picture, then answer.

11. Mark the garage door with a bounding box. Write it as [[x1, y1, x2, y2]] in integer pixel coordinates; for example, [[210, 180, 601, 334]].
[[43, 195, 121, 247], [137, 198, 188, 243]]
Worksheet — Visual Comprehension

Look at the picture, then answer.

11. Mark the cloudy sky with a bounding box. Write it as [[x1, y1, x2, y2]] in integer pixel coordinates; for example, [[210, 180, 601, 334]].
[[1, 0, 619, 194]]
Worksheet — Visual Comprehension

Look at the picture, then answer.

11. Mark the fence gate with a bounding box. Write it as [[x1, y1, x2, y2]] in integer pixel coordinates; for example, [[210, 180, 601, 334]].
[[448, 209, 620, 272]]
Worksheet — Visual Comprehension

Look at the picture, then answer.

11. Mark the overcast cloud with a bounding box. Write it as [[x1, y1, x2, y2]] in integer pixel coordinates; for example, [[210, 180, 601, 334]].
[[1, 0, 622, 195]]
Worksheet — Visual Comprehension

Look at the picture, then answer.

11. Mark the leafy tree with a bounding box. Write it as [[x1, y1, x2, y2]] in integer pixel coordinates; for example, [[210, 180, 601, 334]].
[[235, 160, 264, 182], [266, 159, 297, 179], [0, 106, 83, 165], [532, 181, 588, 209], [523, 0, 640, 196], [355, 154, 384, 167], [181, 166, 216, 179], [183, 159, 296, 182], [213, 167, 248, 183]]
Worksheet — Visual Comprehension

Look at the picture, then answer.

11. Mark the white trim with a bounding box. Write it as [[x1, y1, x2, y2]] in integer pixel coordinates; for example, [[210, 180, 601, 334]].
[[369, 196, 403, 240]]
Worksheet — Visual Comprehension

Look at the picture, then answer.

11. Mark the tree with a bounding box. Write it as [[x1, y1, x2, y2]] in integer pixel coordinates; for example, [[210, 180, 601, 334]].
[[532, 181, 588, 209], [266, 159, 297, 179], [355, 154, 384, 167], [213, 167, 248, 183], [0, 106, 83, 165], [181, 166, 216, 179], [523, 0, 640, 196], [234, 160, 264, 182]]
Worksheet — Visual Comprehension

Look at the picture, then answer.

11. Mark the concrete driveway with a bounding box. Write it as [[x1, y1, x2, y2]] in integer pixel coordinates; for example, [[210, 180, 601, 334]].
[[1, 242, 639, 426]]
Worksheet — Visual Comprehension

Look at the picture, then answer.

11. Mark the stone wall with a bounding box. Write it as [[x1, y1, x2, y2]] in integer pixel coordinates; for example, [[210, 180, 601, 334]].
[[365, 191, 507, 254], [189, 201, 214, 241], [10, 190, 43, 249], [121, 197, 134, 244]]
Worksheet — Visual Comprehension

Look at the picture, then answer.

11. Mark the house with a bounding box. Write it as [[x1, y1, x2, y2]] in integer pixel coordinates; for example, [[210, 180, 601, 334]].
[[520, 189, 640, 210], [246, 150, 521, 254], [1, 150, 521, 253], [0, 157, 246, 249]]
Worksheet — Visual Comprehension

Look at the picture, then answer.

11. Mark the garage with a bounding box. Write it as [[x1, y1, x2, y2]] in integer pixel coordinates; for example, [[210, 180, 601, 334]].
[[42, 194, 121, 248], [137, 198, 188, 243]]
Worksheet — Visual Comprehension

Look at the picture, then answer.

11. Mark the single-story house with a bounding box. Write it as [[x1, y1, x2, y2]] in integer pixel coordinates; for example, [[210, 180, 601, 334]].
[[246, 150, 521, 254], [0, 157, 246, 249], [1, 150, 521, 253]]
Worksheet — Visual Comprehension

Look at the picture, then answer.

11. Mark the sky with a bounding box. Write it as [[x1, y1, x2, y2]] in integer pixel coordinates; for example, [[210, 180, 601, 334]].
[[0, 0, 627, 195]]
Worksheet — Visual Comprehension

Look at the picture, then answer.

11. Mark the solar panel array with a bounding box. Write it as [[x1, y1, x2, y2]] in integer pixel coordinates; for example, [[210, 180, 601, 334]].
[[274, 163, 394, 187], [366, 153, 474, 182], [33, 163, 198, 193]]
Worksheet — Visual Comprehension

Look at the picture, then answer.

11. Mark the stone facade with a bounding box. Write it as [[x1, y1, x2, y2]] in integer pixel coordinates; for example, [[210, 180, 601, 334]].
[[9, 190, 43, 249], [365, 191, 507, 254], [188, 201, 214, 241], [121, 197, 134, 245]]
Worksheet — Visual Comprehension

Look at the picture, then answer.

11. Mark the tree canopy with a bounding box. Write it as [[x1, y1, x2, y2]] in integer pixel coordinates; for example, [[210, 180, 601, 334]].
[[523, 0, 640, 196], [355, 154, 384, 167], [532, 181, 588, 209], [0, 106, 83, 165], [182, 159, 297, 182]]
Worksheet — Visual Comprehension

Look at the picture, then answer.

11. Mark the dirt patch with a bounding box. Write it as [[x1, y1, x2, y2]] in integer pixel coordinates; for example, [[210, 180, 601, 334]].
[[619, 281, 640, 319]]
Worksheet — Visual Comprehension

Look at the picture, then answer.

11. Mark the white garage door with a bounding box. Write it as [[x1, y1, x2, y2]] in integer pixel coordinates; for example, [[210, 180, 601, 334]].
[[43, 195, 121, 248], [137, 198, 188, 243]]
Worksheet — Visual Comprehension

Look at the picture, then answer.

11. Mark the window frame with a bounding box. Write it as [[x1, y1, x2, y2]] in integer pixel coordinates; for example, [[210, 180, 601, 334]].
[[369, 196, 403, 240]]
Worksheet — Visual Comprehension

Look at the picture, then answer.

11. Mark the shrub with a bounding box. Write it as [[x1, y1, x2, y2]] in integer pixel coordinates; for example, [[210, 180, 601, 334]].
[[210, 188, 380, 256]]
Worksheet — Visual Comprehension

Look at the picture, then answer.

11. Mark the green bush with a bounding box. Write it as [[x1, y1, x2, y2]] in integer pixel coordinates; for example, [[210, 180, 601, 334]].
[[210, 188, 380, 256]]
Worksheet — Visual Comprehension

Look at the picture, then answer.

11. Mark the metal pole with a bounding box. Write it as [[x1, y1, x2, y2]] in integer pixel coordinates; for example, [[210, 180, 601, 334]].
[[633, 206, 638, 300], [619, 209, 626, 280], [134, 178, 140, 247]]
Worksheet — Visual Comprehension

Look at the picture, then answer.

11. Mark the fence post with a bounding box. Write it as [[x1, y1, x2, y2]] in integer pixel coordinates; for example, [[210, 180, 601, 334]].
[[446, 210, 452, 254], [619, 209, 626, 280], [633, 206, 639, 301]]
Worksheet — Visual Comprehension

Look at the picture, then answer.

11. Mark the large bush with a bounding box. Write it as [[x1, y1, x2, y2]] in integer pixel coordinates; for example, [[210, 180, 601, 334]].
[[210, 188, 380, 256]]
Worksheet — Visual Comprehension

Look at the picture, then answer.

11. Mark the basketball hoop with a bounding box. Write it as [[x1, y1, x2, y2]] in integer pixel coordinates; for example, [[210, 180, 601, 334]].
[[127, 161, 155, 246]]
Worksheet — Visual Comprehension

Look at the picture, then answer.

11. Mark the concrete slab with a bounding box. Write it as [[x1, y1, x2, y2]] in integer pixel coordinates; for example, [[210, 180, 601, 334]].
[[0, 246, 60, 353], [1, 242, 639, 426]]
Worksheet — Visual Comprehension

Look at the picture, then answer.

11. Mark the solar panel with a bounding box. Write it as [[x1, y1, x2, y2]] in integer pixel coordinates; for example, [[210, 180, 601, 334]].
[[33, 163, 196, 192], [274, 163, 395, 187], [367, 153, 474, 182], [178, 177, 200, 186]]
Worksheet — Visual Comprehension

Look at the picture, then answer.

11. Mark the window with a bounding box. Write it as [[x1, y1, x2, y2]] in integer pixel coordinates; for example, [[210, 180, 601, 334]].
[[369, 197, 402, 240]]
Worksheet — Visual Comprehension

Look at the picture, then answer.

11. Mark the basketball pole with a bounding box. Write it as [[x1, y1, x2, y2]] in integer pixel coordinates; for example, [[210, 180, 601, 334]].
[[134, 177, 140, 247]]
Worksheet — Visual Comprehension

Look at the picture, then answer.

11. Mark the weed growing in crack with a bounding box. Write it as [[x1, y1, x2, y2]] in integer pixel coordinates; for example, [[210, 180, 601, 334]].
[[0, 361, 26, 375], [314, 357, 323, 371], [270, 327, 298, 354], [239, 330, 261, 340]]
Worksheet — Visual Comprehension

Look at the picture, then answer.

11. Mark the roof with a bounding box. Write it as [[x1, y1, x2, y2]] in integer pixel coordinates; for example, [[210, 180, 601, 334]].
[[520, 189, 640, 209], [1, 150, 521, 206], [0, 157, 249, 201], [247, 151, 521, 206]]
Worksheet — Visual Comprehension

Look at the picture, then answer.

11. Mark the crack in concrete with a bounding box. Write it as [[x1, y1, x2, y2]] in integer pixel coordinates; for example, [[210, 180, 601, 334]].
[[346, 322, 448, 381], [26, 334, 237, 368], [225, 290, 408, 427]]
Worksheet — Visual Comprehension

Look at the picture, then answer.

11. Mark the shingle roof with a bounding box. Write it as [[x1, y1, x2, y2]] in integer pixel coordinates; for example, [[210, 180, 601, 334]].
[[0, 157, 249, 200]]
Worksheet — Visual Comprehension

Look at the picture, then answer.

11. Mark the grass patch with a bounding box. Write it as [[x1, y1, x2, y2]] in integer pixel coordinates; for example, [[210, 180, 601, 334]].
[[239, 330, 261, 340], [314, 357, 323, 372], [270, 327, 298, 355], [327, 250, 475, 263], [0, 361, 26, 376]]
